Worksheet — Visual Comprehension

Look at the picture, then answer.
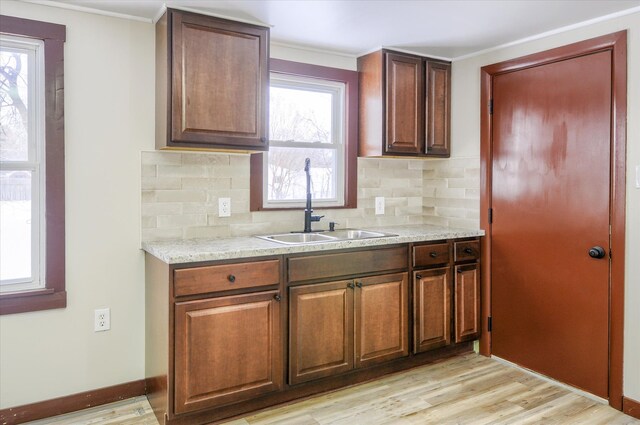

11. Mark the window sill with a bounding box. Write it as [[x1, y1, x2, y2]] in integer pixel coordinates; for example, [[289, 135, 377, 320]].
[[0, 290, 66, 315]]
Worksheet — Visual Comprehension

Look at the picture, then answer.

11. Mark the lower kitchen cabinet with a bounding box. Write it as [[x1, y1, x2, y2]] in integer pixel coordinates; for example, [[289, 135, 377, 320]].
[[174, 290, 283, 414], [454, 263, 481, 343], [413, 267, 451, 353], [289, 280, 354, 385], [289, 272, 409, 385], [355, 273, 409, 368]]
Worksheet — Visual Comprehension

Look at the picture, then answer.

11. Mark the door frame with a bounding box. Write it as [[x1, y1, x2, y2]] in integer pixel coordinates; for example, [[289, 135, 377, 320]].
[[479, 31, 627, 409]]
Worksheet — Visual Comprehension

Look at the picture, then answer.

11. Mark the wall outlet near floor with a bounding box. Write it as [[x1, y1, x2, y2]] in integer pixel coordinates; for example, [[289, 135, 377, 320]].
[[218, 197, 231, 217], [94, 308, 110, 332], [375, 196, 385, 215]]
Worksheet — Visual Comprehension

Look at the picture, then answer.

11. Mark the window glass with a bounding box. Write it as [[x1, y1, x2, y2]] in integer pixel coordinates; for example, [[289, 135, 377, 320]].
[[0, 47, 30, 161]]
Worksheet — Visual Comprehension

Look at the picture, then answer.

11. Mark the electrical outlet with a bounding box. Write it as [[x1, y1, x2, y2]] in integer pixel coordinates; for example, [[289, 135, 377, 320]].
[[218, 197, 231, 217], [94, 308, 110, 332], [375, 196, 385, 215]]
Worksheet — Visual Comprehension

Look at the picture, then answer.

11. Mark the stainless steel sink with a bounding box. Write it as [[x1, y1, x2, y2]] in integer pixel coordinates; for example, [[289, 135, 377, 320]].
[[257, 232, 338, 245], [256, 229, 397, 245]]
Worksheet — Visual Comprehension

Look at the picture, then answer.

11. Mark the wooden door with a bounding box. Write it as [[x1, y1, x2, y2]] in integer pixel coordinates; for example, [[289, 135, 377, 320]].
[[425, 60, 451, 157], [289, 280, 354, 385], [171, 11, 268, 149], [174, 291, 282, 414], [491, 51, 612, 398], [385, 52, 424, 155], [454, 264, 480, 343], [355, 273, 409, 368], [413, 268, 451, 353]]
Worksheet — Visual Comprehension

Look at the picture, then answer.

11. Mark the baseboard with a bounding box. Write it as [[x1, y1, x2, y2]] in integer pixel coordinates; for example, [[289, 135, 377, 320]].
[[624, 396, 640, 419], [0, 379, 146, 424]]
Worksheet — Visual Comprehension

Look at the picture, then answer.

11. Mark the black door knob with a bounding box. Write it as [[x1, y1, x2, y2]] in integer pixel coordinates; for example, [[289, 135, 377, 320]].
[[588, 246, 606, 259]]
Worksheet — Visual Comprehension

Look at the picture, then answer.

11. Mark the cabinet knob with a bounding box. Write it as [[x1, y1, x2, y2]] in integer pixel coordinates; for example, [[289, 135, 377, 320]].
[[464, 248, 474, 254], [457, 269, 463, 273], [356, 281, 363, 288], [260, 136, 267, 144], [347, 282, 355, 289], [274, 294, 281, 301], [227, 274, 236, 283], [429, 252, 438, 258], [588, 246, 606, 259], [416, 274, 422, 280]]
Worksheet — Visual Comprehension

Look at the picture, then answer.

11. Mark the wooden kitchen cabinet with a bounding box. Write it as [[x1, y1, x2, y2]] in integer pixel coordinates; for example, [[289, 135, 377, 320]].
[[355, 273, 409, 368], [358, 49, 451, 157], [413, 267, 451, 353], [454, 263, 481, 343], [289, 280, 354, 385], [174, 291, 283, 414], [156, 9, 269, 151]]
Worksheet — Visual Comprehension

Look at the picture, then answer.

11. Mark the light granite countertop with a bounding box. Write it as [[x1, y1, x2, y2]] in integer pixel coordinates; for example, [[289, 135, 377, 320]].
[[142, 224, 484, 264]]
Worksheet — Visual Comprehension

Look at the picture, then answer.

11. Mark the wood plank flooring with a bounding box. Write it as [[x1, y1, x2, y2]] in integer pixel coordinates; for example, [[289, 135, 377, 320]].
[[25, 353, 639, 425]]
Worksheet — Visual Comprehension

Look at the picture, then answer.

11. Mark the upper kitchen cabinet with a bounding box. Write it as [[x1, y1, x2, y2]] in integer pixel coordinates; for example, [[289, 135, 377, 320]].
[[358, 50, 451, 157], [156, 9, 269, 151]]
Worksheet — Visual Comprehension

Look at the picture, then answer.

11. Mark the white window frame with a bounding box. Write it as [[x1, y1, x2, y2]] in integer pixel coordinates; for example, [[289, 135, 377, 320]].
[[0, 34, 46, 294], [264, 73, 346, 209]]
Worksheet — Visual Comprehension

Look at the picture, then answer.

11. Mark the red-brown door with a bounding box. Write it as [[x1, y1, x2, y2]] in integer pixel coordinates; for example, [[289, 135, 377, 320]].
[[491, 51, 611, 398]]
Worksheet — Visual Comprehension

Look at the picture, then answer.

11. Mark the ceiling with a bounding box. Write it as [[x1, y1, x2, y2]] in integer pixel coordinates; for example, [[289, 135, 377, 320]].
[[41, 0, 640, 59]]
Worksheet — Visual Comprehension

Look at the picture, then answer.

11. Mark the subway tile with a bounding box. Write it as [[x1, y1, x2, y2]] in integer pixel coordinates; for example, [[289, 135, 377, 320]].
[[183, 225, 231, 239], [423, 179, 448, 188], [231, 177, 251, 190], [182, 152, 230, 166], [182, 177, 231, 190], [142, 227, 183, 241], [157, 165, 209, 178], [423, 215, 450, 227], [142, 176, 181, 190], [229, 222, 274, 237], [141, 190, 157, 203], [447, 177, 480, 189], [435, 207, 468, 218], [157, 214, 207, 228], [229, 154, 250, 168], [465, 188, 480, 199], [358, 158, 381, 169], [182, 202, 218, 214], [141, 216, 157, 229], [435, 167, 465, 178], [212, 166, 249, 178], [141, 164, 157, 177], [142, 202, 182, 216], [448, 218, 480, 229], [393, 169, 422, 179], [155, 190, 207, 203], [435, 188, 467, 199], [141, 151, 182, 165], [380, 178, 409, 189]]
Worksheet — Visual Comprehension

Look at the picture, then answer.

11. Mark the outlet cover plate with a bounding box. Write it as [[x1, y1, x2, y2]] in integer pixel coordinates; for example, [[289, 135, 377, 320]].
[[218, 197, 231, 217], [375, 197, 385, 215], [94, 308, 110, 332]]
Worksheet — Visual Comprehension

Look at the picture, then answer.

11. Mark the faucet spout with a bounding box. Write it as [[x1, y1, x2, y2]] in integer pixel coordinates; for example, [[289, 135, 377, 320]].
[[303, 158, 323, 232]]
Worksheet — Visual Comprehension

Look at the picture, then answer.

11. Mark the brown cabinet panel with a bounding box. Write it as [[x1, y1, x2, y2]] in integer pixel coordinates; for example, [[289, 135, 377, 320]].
[[385, 52, 424, 155], [174, 259, 280, 297], [289, 280, 354, 385], [425, 61, 451, 157], [454, 240, 480, 263], [454, 264, 481, 343], [355, 273, 409, 368], [174, 291, 282, 414], [288, 246, 407, 283], [157, 9, 269, 151], [413, 242, 451, 267], [413, 268, 451, 353]]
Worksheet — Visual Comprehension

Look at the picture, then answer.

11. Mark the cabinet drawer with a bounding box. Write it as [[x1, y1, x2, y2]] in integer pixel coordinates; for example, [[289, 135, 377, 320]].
[[454, 240, 480, 263], [174, 260, 280, 297], [413, 243, 450, 267], [288, 246, 407, 283]]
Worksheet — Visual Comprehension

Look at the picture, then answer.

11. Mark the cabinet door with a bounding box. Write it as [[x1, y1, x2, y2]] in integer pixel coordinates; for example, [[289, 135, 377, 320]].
[[454, 263, 481, 343], [355, 273, 409, 368], [171, 11, 268, 149], [414, 267, 451, 353], [289, 280, 354, 385], [425, 60, 451, 157], [174, 291, 282, 414], [385, 52, 424, 155]]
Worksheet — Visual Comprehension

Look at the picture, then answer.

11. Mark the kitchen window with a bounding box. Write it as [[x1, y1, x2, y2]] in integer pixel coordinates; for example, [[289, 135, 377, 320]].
[[250, 59, 358, 210], [0, 15, 66, 315]]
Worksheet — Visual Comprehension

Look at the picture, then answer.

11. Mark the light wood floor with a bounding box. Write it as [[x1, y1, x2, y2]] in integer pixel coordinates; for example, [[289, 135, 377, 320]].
[[26, 353, 639, 425]]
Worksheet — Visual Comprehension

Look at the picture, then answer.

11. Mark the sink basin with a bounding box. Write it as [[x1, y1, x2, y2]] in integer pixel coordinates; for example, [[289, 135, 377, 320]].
[[329, 229, 391, 239], [257, 232, 338, 245], [256, 229, 397, 245]]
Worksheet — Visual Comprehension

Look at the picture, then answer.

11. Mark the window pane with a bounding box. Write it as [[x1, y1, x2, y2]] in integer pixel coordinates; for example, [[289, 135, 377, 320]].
[[270, 86, 332, 144], [0, 48, 30, 161], [268, 147, 336, 201], [0, 170, 32, 283]]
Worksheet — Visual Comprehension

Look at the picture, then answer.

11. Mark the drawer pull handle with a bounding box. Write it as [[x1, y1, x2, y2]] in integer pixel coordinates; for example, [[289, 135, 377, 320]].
[[416, 274, 423, 280], [464, 248, 474, 254], [274, 294, 281, 301], [227, 274, 236, 283], [347, 282, 355, 289], [429, 252, 438, 258], [356, 281, 363, 288]]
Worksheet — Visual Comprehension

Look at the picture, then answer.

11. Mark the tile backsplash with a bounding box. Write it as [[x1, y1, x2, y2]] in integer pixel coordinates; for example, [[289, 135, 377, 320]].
[[141, 151, 480, 242]]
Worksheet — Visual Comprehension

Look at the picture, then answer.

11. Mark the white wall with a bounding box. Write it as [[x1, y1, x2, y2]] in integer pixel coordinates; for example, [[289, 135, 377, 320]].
[[0, 1, 155, 407], [451, 11, 640, 400]]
